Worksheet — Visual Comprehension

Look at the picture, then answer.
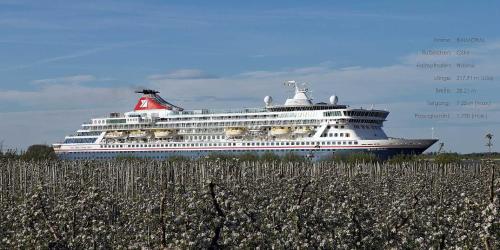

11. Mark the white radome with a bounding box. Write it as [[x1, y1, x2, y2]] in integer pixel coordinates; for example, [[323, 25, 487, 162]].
[[264, 96, 273, 106], [329, 95, 338, 105]]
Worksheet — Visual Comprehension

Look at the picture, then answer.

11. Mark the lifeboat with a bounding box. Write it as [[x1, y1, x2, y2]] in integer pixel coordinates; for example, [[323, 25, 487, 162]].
[[225, 127, 246, 137], [270, 127, 290, 136], [129, 130, 149, 139], [293, 126, 312, 135], [105, 131, 127, 139], [153, 129, 176, 138]]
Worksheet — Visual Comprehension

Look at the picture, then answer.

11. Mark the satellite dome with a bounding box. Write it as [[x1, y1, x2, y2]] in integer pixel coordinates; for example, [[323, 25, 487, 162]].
[[329, 95, 338, 105], [264, 96, 273, 106]]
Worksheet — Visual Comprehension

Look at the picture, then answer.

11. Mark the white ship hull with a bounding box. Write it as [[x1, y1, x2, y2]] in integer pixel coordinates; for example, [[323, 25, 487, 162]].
[[54, 138, 437, 160]]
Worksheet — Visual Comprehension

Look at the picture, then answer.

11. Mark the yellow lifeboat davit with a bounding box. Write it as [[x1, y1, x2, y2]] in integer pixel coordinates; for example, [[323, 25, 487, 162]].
[[270, 127, 290, 136], [153, 129, 176, 138], [105, 131, 127, 139], [225, 127, 246, 137], [129, 130, 149, 139], [293, 126, 312, 135]]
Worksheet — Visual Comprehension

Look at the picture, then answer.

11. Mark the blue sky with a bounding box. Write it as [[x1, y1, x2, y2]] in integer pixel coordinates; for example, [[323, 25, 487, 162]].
[[0, 0, 499, 152]]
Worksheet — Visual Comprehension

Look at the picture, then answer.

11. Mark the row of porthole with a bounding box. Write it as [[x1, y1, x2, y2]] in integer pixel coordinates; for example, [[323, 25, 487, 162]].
[[322, 133, 351, 138], [99, 140, 359, 148]]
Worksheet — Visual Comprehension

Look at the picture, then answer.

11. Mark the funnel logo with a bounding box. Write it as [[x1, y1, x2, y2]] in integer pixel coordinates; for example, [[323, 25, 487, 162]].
[[140, 99, 148, 108]]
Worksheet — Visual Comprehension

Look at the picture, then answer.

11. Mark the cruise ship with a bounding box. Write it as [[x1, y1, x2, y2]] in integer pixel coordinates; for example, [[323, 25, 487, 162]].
[[53, 81, 437, 160]]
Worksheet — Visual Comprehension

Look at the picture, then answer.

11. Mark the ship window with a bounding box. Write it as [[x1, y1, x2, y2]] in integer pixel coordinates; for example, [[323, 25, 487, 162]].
[[334, 125, 338, 128], [343, 141, 346, 145], [340, 133, 344, 137], [354, 141, 358, 145], [346, 133, 350, 137], [348, 141, 352, 145], [333, 133, 337, 137]]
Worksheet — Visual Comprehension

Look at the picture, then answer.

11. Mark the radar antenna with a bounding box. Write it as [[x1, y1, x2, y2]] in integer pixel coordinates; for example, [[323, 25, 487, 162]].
[[135, 89, 159, 95], [283, 80, 310, 93], [283, 80, 314, 103], [284, 80, 297, 97]]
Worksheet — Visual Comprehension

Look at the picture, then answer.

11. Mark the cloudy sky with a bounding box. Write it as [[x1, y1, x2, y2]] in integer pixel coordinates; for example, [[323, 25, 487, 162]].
[[0, 0, 499, 153]]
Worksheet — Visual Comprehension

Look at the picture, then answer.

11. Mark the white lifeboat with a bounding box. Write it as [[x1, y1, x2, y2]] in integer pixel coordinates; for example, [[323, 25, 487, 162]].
[[105, 131, 127, 139], [270, 127, 290, 136], [225, 127, 246, 137], [129, 130, 149, 139], [153, 129, 176, 138], [293, 126, 312, 135]]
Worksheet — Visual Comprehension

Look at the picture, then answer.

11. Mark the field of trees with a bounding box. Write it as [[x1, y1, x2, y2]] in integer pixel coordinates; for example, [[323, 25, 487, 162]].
[[0, 158, 498, 249]]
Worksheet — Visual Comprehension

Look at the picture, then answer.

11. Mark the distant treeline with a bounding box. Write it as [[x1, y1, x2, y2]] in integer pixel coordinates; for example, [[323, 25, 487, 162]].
[[0, 144, 56, 161], [1, 144, 497, 164]]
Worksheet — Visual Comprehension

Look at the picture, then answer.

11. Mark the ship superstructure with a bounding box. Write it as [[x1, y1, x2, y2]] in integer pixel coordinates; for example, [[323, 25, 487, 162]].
[[53, 81, 437, 160]]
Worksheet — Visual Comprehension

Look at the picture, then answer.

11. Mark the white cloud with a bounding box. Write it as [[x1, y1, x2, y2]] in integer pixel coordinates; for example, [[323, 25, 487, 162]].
[[148, 69, 218, 80], [1, 41, 150, 71], [32, 74, 96, 85], [0, 83, 135, 111]]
